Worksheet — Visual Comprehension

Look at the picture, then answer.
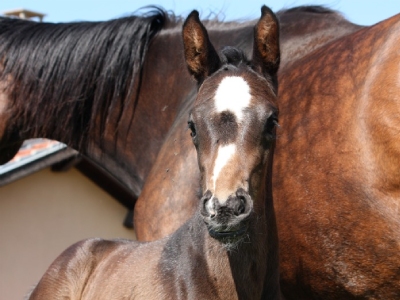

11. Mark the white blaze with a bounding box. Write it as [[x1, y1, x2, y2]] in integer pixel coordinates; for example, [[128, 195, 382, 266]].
[[214, 76, 251, 121], [212, 144, 236, 203]]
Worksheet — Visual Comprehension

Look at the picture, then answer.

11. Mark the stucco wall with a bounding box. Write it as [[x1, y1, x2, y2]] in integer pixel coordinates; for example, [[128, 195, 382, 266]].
[[0, 168, 136, 300]]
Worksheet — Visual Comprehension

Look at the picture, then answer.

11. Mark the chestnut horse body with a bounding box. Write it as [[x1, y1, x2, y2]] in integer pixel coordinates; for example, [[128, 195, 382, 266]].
[[274, 13, 400, 299], [28, 7, 282, 299]]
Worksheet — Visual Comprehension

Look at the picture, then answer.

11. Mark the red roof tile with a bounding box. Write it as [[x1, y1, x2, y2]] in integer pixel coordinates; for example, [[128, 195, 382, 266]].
[[0, 139, 66, 174]]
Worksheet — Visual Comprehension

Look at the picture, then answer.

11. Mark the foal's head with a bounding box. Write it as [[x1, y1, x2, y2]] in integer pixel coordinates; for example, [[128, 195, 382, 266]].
[[183, 6, 280, 242]]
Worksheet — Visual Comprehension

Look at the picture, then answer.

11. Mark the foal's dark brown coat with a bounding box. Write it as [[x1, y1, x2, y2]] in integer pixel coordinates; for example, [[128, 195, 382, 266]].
[[28, 7, 281, 300]]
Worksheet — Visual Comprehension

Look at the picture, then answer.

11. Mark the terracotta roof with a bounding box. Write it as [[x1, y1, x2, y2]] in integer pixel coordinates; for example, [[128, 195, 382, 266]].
[[0, 139, 67, 175], [0, 139, 80, 187]]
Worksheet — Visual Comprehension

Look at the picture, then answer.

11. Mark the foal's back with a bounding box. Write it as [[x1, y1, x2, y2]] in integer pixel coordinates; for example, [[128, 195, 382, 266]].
[[28, 220, 241, 299], [28, 238, 167, 299]]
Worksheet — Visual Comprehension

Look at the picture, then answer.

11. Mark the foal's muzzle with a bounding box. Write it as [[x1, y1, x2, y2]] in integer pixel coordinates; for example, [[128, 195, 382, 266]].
[[200, 188, 253, 240]]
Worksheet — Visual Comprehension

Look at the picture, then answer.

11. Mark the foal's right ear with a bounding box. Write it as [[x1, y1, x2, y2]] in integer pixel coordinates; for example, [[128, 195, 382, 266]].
[[182, 11, 220, 83], [252, 5, 280, 77]]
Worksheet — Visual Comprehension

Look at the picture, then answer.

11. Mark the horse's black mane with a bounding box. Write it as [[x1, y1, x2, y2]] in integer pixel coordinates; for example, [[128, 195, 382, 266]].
[[0, 8, 171, 148], [0, 4, 344, 150]]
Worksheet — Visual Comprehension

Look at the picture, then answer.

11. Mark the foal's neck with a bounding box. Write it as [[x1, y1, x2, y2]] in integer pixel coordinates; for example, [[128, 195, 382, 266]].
[[159, 210, 273, 299], [204, 216, 269, 299]]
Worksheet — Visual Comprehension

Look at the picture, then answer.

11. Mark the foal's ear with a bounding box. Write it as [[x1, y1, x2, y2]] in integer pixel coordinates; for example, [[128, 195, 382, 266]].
[[252, 6, 280, 77], [182, 10, 220, 83]]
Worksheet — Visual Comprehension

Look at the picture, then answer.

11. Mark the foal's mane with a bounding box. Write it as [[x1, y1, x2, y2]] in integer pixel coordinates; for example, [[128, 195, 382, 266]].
[[0, 8, 174, 148]]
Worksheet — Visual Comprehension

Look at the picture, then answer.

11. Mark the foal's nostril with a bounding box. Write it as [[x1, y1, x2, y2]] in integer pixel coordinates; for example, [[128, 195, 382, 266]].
[[200, 190, 215, 217], [236, 196, 246, 216], [227, 189, 252, 217], [231, 195, 246, 216]]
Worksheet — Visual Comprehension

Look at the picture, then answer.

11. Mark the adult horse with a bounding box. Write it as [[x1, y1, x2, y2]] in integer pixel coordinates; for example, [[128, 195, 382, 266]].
[[0, 6, 361, 201], [28, 7, 282, 299], [137, 10, 400, 300]]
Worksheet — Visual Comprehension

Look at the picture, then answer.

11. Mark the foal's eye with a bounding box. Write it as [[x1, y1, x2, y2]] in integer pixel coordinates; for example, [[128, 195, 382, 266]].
[[188, 120, 197, 138], [264, 114, 279, 139]]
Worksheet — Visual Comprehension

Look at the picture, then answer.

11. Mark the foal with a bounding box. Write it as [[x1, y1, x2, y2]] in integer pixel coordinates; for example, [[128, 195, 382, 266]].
[[28, 6, 281, 300]]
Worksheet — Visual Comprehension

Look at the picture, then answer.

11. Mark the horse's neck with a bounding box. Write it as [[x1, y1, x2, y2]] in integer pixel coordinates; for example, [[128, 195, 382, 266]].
[[0, 14, 174, 191], [160, 212, 272, 299], [204, 227, 269, 299], [279, 11, 363, 70]]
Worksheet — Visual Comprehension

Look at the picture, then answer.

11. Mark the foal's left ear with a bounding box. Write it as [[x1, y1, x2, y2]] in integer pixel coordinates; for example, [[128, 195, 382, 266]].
[[182, 10, 220, 83], [252, 6, 280, 77]]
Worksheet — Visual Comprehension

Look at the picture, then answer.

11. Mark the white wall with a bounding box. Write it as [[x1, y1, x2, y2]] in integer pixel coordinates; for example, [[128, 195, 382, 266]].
[[0, 168, 136, 300]]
